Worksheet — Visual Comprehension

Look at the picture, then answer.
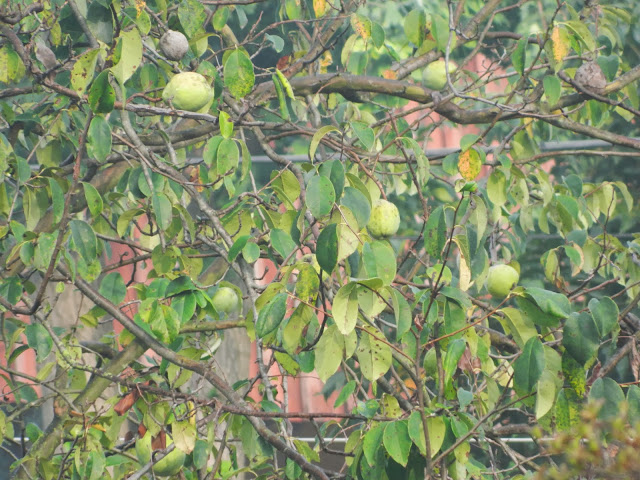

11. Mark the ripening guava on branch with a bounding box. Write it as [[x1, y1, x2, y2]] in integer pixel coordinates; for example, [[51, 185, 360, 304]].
[[162, 72, 213, 112], [367, 199, 400, 238], [422, 59, 457, 91], [212, 286, 240, 314], [486, 264, 520, 298]]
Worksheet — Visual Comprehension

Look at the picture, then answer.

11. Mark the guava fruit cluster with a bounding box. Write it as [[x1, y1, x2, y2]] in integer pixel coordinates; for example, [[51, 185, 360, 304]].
[[367, 199, 400, 238], [162, 72, 214, 112], [159, 30, 189, 61], [486, 264, 519, 298]]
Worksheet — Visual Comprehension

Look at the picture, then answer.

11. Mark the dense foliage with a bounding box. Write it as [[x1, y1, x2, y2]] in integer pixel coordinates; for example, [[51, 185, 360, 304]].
[[1, 0, 640, 478]]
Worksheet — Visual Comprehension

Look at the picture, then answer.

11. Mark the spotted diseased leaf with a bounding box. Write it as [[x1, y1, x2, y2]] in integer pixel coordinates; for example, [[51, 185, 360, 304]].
[[178, 0, 206, 38], [111, 29, 143, 85], [457, 148, 482, 181], [350, 14, 372, 41], [356, 325, 392, 381], [224, 49, 255, 98], [295, 263, 319, 301], [71, 49, 99, 94]]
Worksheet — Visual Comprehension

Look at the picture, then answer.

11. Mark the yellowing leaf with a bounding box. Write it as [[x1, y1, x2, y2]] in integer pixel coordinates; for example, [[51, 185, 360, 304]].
[[551, 26, 569, 64], [313, 0, 330, 18], [457, 148, 482, 181]]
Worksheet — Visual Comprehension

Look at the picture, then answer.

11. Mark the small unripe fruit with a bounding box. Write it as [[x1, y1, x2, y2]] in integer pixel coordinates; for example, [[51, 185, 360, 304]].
[[159, 30, 189, 61], [486, 264, 519, 298], [367, 199, 400, 238], [212, 286, 239, 314], [422, 59, 456, 91], [162, 72, 213, 112]]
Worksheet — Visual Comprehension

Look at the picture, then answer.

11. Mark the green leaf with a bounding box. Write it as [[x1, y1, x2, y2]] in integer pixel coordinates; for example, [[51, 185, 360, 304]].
[[316, 223, 338, 273], [99, 272, 126, 305], [341, 186, 370, 229], [25, 323, 52, 362], [271, 228, 297, 259], [87, 115, 111, 164], [212, 6, 229, 31], [309, 125, 339, 161], [563, 312, 599, 365], [256, 292, 287, 337], [512, 36, 527, 76], [362, 241, 396, 285], [589, 377, 624, 419], [363, 423, 384, 466], [314, 325, 357, 382], [165, 276, 197, 297], [224, 49, 255, 99], [391, 289, 412, 338], [217, 138, 239, 175], [319, 159, 345, 199], [228, 235, 250, 262], [152, 193, 173, 231], [334, 380, 356, 408], [523, 287, 571, 319], [543, 75, 561, 105], [383, 421, 411, 467], [332, 283, 358, 334], [88, 70, 115, 113], [111, 29, 143, 85], [82, 182, 103, 218], [444, 338, 466, 385], [171, 293, 196, 325], [424, 206, 446, 258], [588, 296, 618, 339], [306, 175, 335, 218], [356, 325, 392, 381], [69, 219, 98, 263], [48, 178, 64, 225], [628, 385, 640, 424], [404, 10, 426, 46], [71, 49, 99, 94], [535, 370, 557, 420], [500, 307, 537, 349], [242, 242, 260, 263], [487, 169, 507, 206], [351, 121, 375, 151], [515, 296, 560, 327], [513, 337, 545, 394]]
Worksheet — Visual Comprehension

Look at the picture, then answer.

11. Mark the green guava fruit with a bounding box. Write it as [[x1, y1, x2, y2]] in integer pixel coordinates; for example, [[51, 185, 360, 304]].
[[135, 431, 152, 465], [153, 447, 186, 477], [159, 30, 189, 61], [486, 264, 519, 298], [162, 72, 213, 112], [422, 59, 457, 90], [212, 286, 239, 314], [367, 199, 400, 238]]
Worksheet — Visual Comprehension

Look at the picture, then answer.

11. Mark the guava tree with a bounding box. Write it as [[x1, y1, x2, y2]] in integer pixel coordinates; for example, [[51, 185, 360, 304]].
[[1, 0, 640, 478]]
